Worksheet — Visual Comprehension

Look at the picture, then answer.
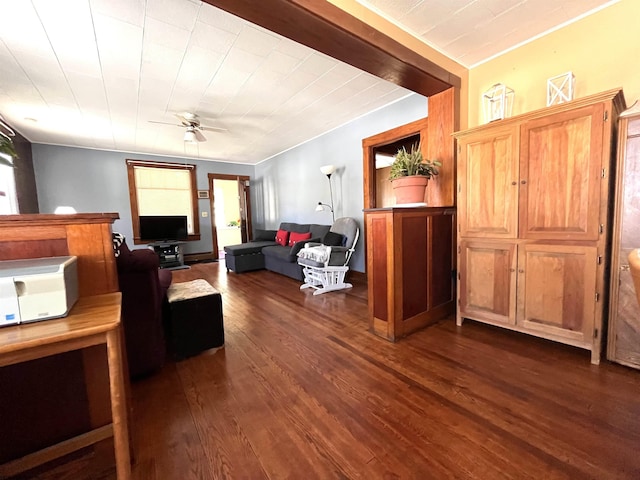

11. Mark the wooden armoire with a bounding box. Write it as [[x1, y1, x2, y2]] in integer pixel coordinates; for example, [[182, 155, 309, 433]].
[[454, 89, 625, 364]]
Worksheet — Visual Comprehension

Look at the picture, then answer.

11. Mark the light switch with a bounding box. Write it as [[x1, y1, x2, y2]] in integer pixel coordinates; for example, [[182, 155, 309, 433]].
[[201, 211, 208, 217]]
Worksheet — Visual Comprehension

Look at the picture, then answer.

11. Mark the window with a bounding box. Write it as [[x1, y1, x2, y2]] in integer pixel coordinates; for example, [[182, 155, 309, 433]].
[[126, 160, 200, 243], [0, 156, 18, 214]]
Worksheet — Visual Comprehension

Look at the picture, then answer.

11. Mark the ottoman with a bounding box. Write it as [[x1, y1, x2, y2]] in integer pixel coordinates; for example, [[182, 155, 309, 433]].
[[165, 279, 224, 359], [223, 240, 276, 273]]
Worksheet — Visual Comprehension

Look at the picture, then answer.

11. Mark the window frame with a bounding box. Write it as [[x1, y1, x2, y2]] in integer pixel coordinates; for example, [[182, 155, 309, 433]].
[[126, 159, 200, 244]]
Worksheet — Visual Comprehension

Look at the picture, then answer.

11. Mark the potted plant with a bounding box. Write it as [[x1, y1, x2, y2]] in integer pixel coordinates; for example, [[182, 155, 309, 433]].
[[0, 135, 18, 167], [389, 142, 441, 204]]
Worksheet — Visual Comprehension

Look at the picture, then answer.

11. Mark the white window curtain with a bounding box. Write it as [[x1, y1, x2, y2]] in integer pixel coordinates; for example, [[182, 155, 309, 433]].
[[134, 166, 194, 234]]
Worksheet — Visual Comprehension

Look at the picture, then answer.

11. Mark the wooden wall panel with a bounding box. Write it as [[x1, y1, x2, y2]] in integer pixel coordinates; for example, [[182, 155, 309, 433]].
[[425, 88, 456, 207], [401, 215, 428, 319], [66, 223, 119, 297], [430, 213, 454, 308], [370, 217, 389, 322], [0, 239, 68, 261]]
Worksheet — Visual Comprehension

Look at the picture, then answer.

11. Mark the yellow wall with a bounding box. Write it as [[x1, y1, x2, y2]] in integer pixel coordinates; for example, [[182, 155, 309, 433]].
[[468, 0, 640, 127]]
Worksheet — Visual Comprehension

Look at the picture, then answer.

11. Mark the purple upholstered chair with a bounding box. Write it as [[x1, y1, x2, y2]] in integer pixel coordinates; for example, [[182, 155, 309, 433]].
[[114, 235, 172, 378]]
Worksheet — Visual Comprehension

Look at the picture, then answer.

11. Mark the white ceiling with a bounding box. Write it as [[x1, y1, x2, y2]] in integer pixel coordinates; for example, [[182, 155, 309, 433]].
[[0, 0, 616, 165], [358, 0, 617, 67]]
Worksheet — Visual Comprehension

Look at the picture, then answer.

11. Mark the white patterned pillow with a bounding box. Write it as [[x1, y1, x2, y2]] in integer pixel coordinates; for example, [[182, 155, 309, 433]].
[[112, 232, 125, 257]]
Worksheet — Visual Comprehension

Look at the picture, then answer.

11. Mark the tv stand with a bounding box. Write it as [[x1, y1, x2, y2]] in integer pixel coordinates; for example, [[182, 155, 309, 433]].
[[148, 242, 188, 270]]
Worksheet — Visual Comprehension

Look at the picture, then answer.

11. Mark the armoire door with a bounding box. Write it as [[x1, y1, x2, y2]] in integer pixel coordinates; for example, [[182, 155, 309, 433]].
[[457, 126, 519, 239], [517, 243, 597, 347], [519, 103, 606, 241], [459, 240, 517, 326]]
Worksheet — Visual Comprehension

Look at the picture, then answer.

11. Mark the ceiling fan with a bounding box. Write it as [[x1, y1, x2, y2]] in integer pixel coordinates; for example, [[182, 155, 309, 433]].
[[149, 112, 227, 143]]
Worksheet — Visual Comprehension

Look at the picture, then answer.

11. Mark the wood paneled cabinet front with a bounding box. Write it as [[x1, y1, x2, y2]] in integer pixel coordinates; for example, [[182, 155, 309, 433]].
[[517, 243, 598, 349], [519, 104, 606, 241], [455, 89, 624, 364], [459, 240, 516, 326], [457, 125, 519, 239], [459, 241, 598, 351]]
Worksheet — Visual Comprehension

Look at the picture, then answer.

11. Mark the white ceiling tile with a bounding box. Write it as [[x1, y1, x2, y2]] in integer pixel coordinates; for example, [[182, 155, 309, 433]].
[[197, 3, 244, 34], [141, 43, 184, 79], [67, 73, 108, 111], [90, 0, 145, 27], [298, 53, 337, 76], [146, 0, 200, 31], [190, 21, 237, 54], [144, 16, 191, 51], [234, 25, 281, 57], [94, 14, 143, 81], [0, 1, 52, 57], [263, 51, 301, 76], [275, 40, 313, 61]]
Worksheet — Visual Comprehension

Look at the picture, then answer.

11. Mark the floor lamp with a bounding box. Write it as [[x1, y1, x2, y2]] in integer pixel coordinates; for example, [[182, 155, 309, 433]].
[[316, 164, 336, 222]]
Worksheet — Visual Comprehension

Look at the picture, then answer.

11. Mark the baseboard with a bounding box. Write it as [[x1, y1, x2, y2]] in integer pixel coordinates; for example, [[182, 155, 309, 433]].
[[348, 270, 367, 284], [184, 252, 217, 264]]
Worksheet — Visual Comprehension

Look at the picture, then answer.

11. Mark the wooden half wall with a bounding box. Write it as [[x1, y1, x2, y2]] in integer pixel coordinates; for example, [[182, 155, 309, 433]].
[[0, 213, 119, 465]]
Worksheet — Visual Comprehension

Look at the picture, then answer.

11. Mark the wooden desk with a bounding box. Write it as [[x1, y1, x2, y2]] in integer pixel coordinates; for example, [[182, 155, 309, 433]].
[[0, 293, 131, 479]]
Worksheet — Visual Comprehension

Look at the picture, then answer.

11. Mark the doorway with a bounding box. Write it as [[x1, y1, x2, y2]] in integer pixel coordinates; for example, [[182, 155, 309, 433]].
[[208, 173, 252, 260]]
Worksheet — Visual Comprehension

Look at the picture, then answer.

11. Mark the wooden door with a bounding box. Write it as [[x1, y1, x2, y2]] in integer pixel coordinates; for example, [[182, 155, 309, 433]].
[[519, 104, 605, 241], [517, 244, 597, 346], [459, 240, 516, 326], [608, 109, 640, 369], [457, 126, 519, 238]]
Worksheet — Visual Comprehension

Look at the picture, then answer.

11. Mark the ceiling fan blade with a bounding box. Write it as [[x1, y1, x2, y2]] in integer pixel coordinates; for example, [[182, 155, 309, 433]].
[[149, 120, 182, 127], [200, 125, 227, 133], [194, 129, 207, 142]]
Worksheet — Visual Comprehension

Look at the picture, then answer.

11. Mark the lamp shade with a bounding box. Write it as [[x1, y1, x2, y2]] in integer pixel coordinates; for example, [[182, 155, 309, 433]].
[[315, 202, 324, 212], [54, 206, 77, 214], [184, 129, 197, 143], [320, 164, 336, 176]]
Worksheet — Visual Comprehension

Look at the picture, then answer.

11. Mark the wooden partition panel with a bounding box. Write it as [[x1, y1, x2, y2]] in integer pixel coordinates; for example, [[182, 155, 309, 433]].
[[0, 213, 119, 465], [365, 207, 455, 341]]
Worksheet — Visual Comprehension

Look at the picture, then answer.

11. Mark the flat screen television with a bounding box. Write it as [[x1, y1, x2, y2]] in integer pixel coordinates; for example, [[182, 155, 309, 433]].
[[139, 215, 188, 242]]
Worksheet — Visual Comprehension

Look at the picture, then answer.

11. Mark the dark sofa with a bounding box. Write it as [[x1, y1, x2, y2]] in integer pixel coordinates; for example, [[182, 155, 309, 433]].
[[114, 236, 172, 378], [224, 222, 330, 281]]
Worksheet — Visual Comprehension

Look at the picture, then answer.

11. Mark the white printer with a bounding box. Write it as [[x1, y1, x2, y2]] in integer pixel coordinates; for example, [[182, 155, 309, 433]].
[[0, 256, 79, 327]]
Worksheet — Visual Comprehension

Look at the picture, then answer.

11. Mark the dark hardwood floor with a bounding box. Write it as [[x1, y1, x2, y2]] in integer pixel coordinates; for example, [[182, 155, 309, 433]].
[[21, 261, 640, 479]]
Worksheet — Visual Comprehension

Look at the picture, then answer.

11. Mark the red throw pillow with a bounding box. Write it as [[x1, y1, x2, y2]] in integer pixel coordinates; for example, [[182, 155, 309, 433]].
[[275, 229, 289, 246], [288, 231, 312, 246]]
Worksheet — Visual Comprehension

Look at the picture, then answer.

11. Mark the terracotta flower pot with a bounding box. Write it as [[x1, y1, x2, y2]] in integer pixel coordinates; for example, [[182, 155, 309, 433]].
[[391, 176, 428, 204]]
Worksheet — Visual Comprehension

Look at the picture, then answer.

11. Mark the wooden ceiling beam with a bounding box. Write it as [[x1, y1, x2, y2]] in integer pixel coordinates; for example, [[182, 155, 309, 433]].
[[203, 0, 460, 97]]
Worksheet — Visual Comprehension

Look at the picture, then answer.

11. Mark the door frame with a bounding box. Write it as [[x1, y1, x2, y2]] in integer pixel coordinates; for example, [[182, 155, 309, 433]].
[[207, 173, 252, 260]]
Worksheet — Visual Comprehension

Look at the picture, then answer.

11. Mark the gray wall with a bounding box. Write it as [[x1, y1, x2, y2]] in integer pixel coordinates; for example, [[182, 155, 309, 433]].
[[32, 145, 253, 254], [253, 93, 428, 272]]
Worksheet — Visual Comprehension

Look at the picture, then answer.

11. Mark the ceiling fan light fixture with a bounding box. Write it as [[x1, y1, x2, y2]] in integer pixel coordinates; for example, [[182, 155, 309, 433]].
[[184, 129, 197, 143]]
